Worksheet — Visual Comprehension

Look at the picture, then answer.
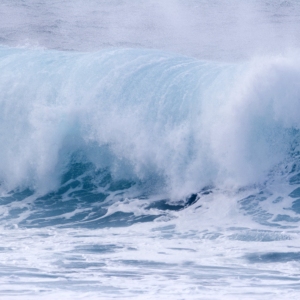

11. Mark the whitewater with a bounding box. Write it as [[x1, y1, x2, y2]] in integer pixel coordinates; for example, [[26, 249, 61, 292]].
[[1, 0, 300, 299]]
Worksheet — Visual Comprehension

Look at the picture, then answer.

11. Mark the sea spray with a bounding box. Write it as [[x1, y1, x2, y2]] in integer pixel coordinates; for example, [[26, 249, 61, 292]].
[[0, 47, 300, 199]]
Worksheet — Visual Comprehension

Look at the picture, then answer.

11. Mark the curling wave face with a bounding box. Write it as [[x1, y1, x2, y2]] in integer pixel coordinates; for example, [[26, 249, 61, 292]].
[[0, 47, 300, 228]]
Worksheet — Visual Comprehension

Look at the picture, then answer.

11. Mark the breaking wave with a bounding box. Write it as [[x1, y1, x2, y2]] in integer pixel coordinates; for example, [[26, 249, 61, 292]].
[[0, 47, 300, 228]]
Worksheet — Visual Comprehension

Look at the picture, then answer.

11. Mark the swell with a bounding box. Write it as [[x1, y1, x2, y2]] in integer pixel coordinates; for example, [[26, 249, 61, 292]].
[[0, 47, 299, 200]]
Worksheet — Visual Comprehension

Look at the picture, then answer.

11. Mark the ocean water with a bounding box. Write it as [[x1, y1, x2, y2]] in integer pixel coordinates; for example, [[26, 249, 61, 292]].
[[1, 1, 300, 299]]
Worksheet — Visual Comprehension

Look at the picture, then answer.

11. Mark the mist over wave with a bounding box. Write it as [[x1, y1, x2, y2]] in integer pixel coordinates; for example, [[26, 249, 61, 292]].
[[1, 0, 300, 60]]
